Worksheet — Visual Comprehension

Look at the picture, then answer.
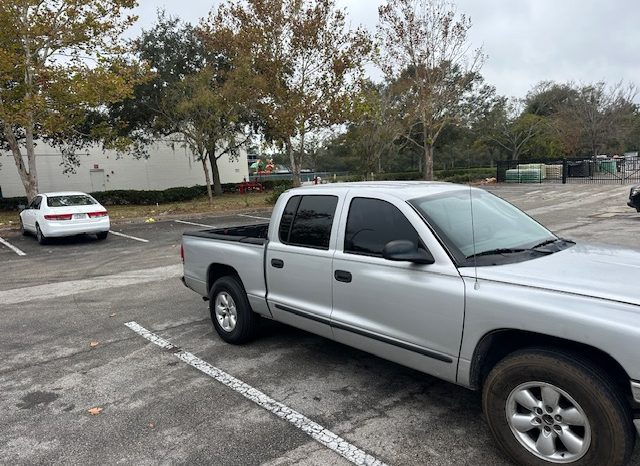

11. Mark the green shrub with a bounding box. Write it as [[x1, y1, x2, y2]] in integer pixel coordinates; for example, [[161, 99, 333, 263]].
[[0, 184, 242, 209], [0, 196, 27, 210], [333, 174, 364, 182], [260, 179, 294, 191], [435, 167, 495, 183], [266, 185, 290, 205], [375, 171, 422, 181]]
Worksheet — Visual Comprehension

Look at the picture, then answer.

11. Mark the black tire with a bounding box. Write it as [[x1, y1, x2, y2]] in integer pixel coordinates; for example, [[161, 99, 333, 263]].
[[96, 231, 108, 240], [36, 224, 47, 245], [482, 348, 635, 466], [209, 276, 259, 344]]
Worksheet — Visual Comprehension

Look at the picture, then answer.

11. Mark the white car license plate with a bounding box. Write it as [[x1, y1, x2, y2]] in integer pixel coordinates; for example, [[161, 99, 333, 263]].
[[73, 213, 87, 219]]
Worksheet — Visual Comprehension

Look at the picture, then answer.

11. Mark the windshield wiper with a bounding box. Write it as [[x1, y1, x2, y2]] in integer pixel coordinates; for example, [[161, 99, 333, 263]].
[[530, 238, 560, 249], [531, 237, 574, 249], [466, 248, 529, 259]]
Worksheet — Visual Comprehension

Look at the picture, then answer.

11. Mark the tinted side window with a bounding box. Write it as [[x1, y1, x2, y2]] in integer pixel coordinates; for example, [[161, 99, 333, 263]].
[[345, 198, 420, 256], [285, 195, 338, 249], [278, 196, 301, 243]]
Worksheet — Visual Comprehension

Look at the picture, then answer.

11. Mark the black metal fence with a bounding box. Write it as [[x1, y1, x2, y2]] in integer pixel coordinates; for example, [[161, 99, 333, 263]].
[[496, 157, 640, 185]]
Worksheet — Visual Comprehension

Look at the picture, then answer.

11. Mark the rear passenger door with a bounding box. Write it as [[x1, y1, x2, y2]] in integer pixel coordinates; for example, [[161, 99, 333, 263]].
[[266, 194, 341, 339]]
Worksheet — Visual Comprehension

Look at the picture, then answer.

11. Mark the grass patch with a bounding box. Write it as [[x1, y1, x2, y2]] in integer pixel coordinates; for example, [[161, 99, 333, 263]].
[[0, 210, 19, 227], [0, 192, 271, 229]]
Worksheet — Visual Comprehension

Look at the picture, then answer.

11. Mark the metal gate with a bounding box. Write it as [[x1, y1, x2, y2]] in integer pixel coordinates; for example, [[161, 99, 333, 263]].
[[496, 157, 640, 185]]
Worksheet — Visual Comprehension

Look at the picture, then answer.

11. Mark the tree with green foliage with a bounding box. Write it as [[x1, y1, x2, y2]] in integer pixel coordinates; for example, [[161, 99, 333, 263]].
[[525, 81, 577, 117], [113, 12, 256, 201], [345, 80, 404, 176], [108, 12, 206, 152], [0, 0, 140, 201], [484, 98, 547, 161], [554, 81, 637, 156], [161, 63, 256, 199], [216, 0, 371, 187], [377, 0, 484, 180]]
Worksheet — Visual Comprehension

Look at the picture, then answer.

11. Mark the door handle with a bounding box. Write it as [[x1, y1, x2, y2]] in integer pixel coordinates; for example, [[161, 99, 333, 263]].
[[271, 258, 284, 269], [334, 270, 352, 283]]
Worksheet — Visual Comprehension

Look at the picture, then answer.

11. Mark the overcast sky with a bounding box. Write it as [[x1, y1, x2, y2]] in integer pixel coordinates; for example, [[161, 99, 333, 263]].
[[128, 0, 640, 99]]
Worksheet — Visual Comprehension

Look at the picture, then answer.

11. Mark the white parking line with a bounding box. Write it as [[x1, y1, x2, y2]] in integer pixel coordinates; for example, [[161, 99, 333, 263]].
[[0, 236, 27, 256], [174, 219, 215, 228], [125, 321, 387, 466], [110, 231, 149, 243], [237, 213, 270, 220]]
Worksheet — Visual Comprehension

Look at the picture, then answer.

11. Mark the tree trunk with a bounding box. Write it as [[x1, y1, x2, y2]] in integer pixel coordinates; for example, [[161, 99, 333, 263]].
[[201, 156, 213, 203], [25, 121, 38, 196], [4, 127, 38, 201], [420, 117, 434, 181], [13, 9, 39, 201], [286, 138, 300, 187], [424, 144, 434, 181], [208, 151, 223, 196]]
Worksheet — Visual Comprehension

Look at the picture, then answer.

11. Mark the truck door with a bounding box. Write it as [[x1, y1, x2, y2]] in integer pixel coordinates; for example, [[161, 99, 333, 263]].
[[266, 194, 341, 339], [330, 195, 465, 382]]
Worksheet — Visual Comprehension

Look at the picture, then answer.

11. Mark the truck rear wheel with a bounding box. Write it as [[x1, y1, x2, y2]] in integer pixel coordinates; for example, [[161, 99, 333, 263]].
[[209, 276, 259, 344], [482, 348, 635, 466]]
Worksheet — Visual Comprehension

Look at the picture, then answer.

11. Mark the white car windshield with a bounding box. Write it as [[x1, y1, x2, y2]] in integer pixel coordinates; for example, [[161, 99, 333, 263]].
[[409, 190, 560, 264], [47, 195, 97, 207]]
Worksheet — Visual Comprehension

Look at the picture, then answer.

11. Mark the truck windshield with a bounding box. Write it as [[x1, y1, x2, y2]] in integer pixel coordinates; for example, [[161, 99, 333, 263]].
[[409, 190, 566, 265]]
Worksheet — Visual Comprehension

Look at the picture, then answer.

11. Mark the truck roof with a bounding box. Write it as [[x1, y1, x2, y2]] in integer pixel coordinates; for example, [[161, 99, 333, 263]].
[[289, 181, 474, 201]]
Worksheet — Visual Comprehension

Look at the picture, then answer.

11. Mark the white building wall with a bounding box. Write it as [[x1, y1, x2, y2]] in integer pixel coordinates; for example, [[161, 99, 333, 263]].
[[0, 140, 249, 198]]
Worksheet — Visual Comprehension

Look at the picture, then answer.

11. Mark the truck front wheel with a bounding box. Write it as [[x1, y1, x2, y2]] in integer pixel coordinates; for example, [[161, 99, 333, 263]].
[[482, 348, 635, 466], [209, 276, 259, 344]]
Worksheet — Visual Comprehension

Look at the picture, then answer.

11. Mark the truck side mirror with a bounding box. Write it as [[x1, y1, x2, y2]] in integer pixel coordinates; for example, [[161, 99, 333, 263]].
[[382, 240, 435, 265]]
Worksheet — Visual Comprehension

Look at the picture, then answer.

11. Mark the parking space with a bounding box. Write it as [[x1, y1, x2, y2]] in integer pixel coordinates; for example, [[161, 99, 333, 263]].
[[0, 210, 271, 291], [0, 188, 638, 465]]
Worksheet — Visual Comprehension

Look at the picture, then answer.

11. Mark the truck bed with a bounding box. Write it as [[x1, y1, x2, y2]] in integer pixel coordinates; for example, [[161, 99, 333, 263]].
[[183, 223, 269, 245]]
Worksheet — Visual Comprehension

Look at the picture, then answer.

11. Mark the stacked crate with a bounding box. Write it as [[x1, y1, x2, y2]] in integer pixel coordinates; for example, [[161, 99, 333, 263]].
[[545, 164, 563, 180], [505, 163, 546, 183]]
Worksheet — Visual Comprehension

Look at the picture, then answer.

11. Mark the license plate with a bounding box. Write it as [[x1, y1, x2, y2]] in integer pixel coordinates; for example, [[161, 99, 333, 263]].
[[73, 213, 86, 219]]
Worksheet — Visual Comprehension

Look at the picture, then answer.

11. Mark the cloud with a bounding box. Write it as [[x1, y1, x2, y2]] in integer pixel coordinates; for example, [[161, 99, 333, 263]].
[[129, 0, 640, 99]]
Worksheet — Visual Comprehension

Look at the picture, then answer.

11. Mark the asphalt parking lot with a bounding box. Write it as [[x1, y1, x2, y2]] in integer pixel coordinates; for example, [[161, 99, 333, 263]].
[[1, 184, 638, 465]]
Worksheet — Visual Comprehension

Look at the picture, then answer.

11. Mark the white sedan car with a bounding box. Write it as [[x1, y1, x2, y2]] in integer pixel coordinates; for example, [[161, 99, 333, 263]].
[[19, 191, 110, 244]]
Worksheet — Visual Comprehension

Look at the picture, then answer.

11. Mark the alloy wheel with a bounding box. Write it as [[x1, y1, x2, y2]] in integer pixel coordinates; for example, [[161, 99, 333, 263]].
[[214, 292, 238, 332], [505, 381, 591, 463]]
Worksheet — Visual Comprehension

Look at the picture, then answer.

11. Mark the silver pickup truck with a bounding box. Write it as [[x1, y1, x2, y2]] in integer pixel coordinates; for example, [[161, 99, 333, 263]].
[[182, 181, 640, 466]]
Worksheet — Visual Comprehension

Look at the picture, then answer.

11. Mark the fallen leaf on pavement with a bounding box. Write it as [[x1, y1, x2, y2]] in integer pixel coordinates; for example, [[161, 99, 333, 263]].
[[109, 313, 116, 318], [148, 422, 155, 428], [89, 341, 99, 348], [88, 407, 103, 415]]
